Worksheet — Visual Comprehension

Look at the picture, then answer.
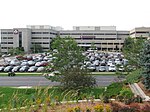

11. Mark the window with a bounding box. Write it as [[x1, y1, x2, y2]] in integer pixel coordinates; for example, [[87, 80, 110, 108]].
[[114, 43, 119, 45], [70, 33, 82, 35], [8, 42, 13, 44], [43, 37, 49, 39], [32, 37, 42, 39], [94, 38, 105, 40], [43, 32, 49, 34], [59, 33, 70, 35], [105, 33, 116, 35], [43, 47, 49, 49], [8, 37, 13, 39], [50, 32, 57, 35], [43, 42, 49, 44], [136, 31, 149, 33], [2, 37, 7, 39], [1, 42, 7, 44], [1, 47, 7, 49], [8, 32, 13, 34], [117, 38, 122, 40], [32, 32, 42, 34], [105, 38, 116, 40], [1, 32, 7, 34]]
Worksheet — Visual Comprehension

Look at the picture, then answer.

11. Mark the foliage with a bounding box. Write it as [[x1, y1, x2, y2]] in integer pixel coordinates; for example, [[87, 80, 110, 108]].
[[8, 47, 24, 55], [125, 69, 142, 84], [60, 67, 96, 90], [104, 82, 123, 98], [0, 87, 104, 108], [119, 88, 134, 99], [122, 36, 145, 69], [49, 36, 96, 90], [31, 44, 43, 53], [139, 40, 150, 90], [94, 104, 104, 112]]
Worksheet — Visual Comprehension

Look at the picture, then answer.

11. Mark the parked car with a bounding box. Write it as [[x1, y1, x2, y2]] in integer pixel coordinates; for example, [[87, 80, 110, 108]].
[[108, 65, 116, 72], [0, 66, 5, 72], [87, 65, 96, 72], [12, 66, 21, 72], [21, 61, 29, 66], [19, 66, 29, 72], [10, 59, 20, 66], [37, 67, 45, 72], [28, 66, 37, 72], [28, 60, 35, 66], [4, 66, 13, 72], [99, 66, 106, 72]]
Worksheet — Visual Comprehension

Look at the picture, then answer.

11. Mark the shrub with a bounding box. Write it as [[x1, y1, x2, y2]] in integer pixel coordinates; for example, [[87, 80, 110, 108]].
[[94, 104, 104, 112], [118, 107, 135, 112], [103, 96, 109, 103], [104, 82, 123, 98], [133, 95, 143, 103], [140, 104, 150, 112], [105, 105, 111, 112], [74, 106, 81, 112]]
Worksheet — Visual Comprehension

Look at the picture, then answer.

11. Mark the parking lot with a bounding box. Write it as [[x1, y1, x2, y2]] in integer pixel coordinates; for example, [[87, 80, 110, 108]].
[[0, 50, 128, 73]]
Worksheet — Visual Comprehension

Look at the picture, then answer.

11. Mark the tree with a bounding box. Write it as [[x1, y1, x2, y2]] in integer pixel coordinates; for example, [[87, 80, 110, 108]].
[[8, 47, 24, 55], [48, 36, 96, 90], [122, 36, 145, 68], [139, 40, 150, 90], [31, 44, 43, 53]]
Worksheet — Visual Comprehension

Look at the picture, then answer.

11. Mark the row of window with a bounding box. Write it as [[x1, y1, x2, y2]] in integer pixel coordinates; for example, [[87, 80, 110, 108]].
[[32, 32, 57, 35], [1, 47, 13, 49], [1, 32, 13, 34], [2, 37, 13, 39], [1, 42, 13, 44], [74, 38, 122, 40], [31, 42, 49, 44], [130, 31, 150, 35], [31, 37, 52, 39], [60, 33, 128, 36]]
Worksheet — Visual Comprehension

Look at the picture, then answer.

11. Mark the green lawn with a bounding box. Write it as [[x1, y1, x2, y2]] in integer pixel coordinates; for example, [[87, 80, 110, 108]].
[[0, 72, 43, 76], [0, 87, 105, 108], [0, 81, 124, 109]]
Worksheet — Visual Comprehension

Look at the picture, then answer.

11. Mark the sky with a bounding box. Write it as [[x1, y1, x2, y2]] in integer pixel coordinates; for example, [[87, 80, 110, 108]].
[[0, 0, 150, 30]]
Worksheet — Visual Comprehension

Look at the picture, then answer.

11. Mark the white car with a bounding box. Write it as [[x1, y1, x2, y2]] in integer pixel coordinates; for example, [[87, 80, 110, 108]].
[[108, 65, 116, 72], [115, 59, 122, 65]]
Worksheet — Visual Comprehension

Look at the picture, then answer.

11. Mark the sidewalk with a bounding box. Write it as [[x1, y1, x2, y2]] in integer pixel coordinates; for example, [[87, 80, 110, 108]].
[[129, 83, 150, 101]]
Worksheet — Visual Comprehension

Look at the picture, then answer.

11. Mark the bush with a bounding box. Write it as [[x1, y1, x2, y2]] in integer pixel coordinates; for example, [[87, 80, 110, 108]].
[[104, 82, 123, 98], [118, 107, 135, 112], [125, 69, 142, 84]]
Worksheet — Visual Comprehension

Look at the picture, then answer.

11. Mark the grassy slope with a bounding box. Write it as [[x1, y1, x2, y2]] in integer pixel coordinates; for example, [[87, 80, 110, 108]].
[[0, 87, 104, 108]]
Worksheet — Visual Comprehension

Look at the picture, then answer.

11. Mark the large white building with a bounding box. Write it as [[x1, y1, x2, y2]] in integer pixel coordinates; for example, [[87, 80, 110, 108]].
[[1, 25, 147, 54]]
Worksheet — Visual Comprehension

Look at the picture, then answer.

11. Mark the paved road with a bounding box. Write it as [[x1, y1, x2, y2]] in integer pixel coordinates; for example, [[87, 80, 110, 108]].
[[0, 76, 118, 87]]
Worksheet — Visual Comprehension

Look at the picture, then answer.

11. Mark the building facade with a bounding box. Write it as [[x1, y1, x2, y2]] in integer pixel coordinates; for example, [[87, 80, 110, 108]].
[[130, 27, 150, 39], [1, 25, 142, 54]]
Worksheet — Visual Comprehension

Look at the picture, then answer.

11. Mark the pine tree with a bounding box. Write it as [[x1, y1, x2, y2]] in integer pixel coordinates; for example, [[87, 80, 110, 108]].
[[140, 40, 150, 90]]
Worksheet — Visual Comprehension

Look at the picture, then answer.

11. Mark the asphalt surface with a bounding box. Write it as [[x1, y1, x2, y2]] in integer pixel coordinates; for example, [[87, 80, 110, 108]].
[[0, 76, 118, 87]]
